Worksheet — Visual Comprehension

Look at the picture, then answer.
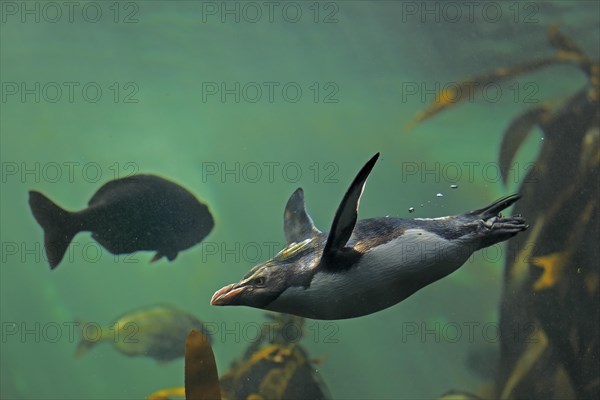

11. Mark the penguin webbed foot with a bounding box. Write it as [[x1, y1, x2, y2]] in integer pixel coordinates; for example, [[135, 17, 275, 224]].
[[478, 214, 528, 237], [475, 214, 528, 248]]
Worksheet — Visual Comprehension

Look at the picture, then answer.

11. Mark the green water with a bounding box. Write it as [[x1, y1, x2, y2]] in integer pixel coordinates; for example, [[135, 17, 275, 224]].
[[1, 1, 598, 399]]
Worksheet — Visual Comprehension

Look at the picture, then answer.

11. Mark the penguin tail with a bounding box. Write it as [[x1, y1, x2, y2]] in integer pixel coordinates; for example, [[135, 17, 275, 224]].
[[469, 194, 521, 220], [28, 191, 80, 269]]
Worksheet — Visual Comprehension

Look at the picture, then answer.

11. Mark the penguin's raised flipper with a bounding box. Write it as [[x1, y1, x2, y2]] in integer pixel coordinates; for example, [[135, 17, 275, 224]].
[[322, 153, 380, 266], [284, 188, 321, 244]]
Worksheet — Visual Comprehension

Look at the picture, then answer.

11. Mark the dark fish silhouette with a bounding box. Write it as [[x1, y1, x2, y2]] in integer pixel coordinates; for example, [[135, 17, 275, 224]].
[[29, 174, 214, 269]]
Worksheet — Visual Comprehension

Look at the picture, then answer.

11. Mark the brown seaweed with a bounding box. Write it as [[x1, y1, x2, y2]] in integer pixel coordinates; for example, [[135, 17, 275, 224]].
[[408, 26, 599, 130], [405, 57, 560, 129], [492, 36, 599, 400], [147, 314, 329, 400], [219, 313, 330, 400], [417, 27, 599, 400], [185, 329, 221, 400], [147, 329, 219, 400], [499, 104, 552, 184]]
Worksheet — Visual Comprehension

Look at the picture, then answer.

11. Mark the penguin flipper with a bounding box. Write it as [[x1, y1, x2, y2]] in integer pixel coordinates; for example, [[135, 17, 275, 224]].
[[322, 153, 379, 265], [283, 188, 321, 244]]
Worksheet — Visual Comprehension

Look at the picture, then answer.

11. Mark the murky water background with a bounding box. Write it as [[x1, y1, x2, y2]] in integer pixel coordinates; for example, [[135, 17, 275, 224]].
[[1, 1, 598, 399]]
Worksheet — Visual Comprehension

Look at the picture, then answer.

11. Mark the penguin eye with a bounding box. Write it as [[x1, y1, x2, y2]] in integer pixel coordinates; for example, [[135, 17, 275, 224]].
[[254, 276, 266, 287]]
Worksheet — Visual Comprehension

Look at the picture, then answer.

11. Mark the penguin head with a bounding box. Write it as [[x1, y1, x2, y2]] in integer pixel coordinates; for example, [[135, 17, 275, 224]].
[[210, 239, 317, 309]]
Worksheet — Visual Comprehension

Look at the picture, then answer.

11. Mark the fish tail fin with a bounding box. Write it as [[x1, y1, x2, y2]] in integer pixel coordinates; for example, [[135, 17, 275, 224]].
[[74, 320, 103, 358], [28, 191, 79, 269], [75, 336, 99, 358]]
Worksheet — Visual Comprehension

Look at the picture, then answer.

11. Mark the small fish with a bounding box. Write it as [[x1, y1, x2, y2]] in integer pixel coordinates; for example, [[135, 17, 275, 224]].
[[75, 305, 211, 362], [29, 174, 214, 269]]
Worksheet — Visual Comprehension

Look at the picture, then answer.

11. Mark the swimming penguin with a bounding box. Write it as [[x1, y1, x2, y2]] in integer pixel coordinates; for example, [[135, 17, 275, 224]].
[[211, 153, 527, 320]]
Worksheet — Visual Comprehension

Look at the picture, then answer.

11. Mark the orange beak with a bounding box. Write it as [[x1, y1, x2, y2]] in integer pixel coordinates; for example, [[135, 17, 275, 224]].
[[210, 284, 246, 306]]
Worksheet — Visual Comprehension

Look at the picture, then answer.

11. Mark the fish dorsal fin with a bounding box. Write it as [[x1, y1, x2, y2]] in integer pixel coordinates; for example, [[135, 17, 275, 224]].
[[284, 188, 321, 244], [322, 153, 379, 265]]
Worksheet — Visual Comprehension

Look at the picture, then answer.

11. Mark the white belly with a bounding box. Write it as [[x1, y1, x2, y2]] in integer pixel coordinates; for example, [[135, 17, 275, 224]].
[[267, 229, 472, 319]]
